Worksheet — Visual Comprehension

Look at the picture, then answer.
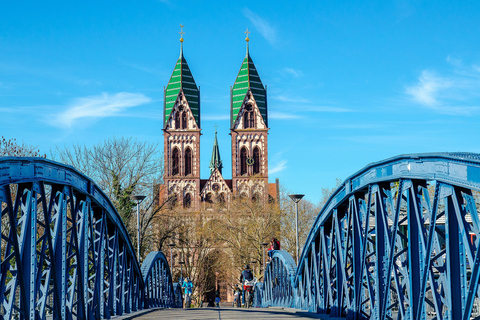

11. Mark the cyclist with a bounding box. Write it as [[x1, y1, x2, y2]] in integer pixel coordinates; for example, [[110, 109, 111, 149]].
[[239, 265, 254, 307], [182, 277, 193, 308]]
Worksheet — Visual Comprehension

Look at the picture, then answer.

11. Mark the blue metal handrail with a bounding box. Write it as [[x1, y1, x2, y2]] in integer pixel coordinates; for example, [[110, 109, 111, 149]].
[[0, 157, 178, 319]]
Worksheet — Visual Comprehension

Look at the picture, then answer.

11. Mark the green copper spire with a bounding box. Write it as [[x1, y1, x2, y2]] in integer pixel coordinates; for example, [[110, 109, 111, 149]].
[[209, 127, 223, 174], [231, 31, 267, 128], [164, 28, 200, 128]]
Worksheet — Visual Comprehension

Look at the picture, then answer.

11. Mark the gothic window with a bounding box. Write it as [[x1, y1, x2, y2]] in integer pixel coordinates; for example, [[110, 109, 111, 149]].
[[240, 147, 248, 175], [175, 112, 180, 129], [243, 104, 254, 129], [185, 148, 192, 176], [204, 193, 213, 204], [172, 148, 180, 176], [253, 147, 260, 174], [183, 193, 191, 208], [218, 193, 226, 205], [181, 112, 187, 129]]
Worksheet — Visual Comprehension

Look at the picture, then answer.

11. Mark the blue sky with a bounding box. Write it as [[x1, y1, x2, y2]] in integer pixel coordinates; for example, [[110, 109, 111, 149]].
[[2, 1, 480, 204]]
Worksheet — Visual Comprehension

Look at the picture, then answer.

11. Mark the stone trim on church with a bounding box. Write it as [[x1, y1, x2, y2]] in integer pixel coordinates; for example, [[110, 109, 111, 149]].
[[159, 36, 277, 210]]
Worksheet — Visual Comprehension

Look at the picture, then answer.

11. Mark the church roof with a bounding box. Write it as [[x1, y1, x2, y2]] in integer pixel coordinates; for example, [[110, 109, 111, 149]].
[[231, 49, 267, 128], [164, 49, 200, 128], [209, 130, 223, 174]]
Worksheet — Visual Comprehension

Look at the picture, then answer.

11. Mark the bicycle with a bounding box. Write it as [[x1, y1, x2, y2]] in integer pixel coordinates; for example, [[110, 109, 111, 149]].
[[184, 293, 192, 308], [243, 279, 256, 308]]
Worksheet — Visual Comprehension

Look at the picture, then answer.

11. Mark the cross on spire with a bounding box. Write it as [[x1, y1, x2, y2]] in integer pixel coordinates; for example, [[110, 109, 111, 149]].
[[244, 28, 250, 42], [244, 28, 250, 55], [213, 123, 219, 134], [179, 24, 185, 55], [179, 24, 185, 42]]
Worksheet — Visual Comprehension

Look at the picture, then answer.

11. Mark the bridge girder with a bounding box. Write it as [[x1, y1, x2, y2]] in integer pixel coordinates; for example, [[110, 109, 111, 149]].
[[0, 157, 178, 319], [259, 153, 480, 319]]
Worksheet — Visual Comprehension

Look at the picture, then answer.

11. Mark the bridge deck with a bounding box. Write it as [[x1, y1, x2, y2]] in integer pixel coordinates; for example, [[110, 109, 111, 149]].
[[114, 307, 343, 319]]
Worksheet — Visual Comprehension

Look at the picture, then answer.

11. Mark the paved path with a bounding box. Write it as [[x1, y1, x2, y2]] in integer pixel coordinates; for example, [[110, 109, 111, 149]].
[[114, 307, 342, 319]]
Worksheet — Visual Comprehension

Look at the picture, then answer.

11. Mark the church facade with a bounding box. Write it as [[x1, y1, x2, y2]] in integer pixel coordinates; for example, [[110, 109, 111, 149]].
[[160, 34, 277, 209]]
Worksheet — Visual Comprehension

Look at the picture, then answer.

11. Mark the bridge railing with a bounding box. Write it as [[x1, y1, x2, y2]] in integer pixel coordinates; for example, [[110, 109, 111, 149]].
[[260, 250, 297, 308], [258, 153, 480, 319], [0, 157, 178, 319]]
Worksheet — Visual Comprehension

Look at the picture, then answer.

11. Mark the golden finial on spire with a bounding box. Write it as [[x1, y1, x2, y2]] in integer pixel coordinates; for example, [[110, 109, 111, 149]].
[[179, 24, 185, 43], [244, 27, 250, 42]]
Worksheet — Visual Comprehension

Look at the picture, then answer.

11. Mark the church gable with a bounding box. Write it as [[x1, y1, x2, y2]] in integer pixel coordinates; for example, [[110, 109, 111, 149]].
[[165, 91, 200, 131], [232, 90, 267, 130], [200, 168, 232, 201]]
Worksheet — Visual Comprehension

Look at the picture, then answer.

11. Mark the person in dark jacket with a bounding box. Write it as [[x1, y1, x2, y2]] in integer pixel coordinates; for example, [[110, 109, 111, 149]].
[[239, 265, 254, 305], [239, 265, 254, 283]]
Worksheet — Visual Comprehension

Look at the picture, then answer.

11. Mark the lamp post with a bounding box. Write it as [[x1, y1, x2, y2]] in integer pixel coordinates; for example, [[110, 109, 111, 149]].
[[261, 242, 269, 273], [131, 195, 146, 262], [288, 194, 304, 265], [168, 242, 175, 271], [179, 260, 185, 283], [250, 261, 257, 275]]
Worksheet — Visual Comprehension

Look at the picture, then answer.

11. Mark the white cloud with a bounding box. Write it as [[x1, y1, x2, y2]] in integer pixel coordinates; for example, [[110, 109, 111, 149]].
[[243, 8, 277, 45], [305, 106, 354, 113], [122, 61, 167, 78], [405, 62, 480, 115], [405, 70, 453, 106], [273, 95, 310, 104], [269, 160, 287, 174], [51, 92, 151, 128], [269, 111, 302, 119], [284, 68, 303, 78]]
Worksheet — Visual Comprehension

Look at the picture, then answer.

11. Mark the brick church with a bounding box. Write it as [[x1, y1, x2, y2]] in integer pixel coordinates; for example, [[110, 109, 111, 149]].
[[160, 30, 277, 209]]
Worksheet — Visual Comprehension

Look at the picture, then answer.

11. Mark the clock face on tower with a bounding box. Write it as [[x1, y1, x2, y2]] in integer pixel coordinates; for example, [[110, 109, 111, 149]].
[[246, 157, 254, 166]]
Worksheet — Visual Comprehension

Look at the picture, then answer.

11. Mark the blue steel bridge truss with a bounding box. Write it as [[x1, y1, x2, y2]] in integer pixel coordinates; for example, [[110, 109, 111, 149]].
[[257, 153, 480, 320], [0, 157, 179, 320]]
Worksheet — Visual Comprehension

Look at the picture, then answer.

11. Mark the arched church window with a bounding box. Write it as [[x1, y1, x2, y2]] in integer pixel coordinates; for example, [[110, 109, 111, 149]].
[[172, 148, 180, 176], [181, 112, 187, 129], [175, 112, 180, 129], [218, 193, 226, 205], [183, 193, 191, 208], [204, 193, 213, 204], [185, 148, 192, 176], [240, 147, 248, 175], [253, 147, 260, 174], [243, 104, 254, 129]]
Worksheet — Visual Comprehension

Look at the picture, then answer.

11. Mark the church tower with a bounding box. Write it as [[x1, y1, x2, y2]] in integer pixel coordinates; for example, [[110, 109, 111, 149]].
[[230, 30, 269, 200], [163, 28, 201, 209]]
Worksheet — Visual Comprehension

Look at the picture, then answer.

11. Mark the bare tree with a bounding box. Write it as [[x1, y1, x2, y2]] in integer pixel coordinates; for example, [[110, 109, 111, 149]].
[[0, 136, 45, 157], [54, 136, 164, 256], [210, 196, 281, 282], [281, 178, 342, 261]]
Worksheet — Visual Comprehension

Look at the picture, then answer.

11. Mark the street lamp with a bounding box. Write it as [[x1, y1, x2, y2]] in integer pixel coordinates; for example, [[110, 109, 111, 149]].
[[261, 242, 269, 273], [179, 260, 185, 283], [250, 261, 257, 275], [168, 243, 175, 271], [288, 194, 304, 265], [131, 195, 146, 262]]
